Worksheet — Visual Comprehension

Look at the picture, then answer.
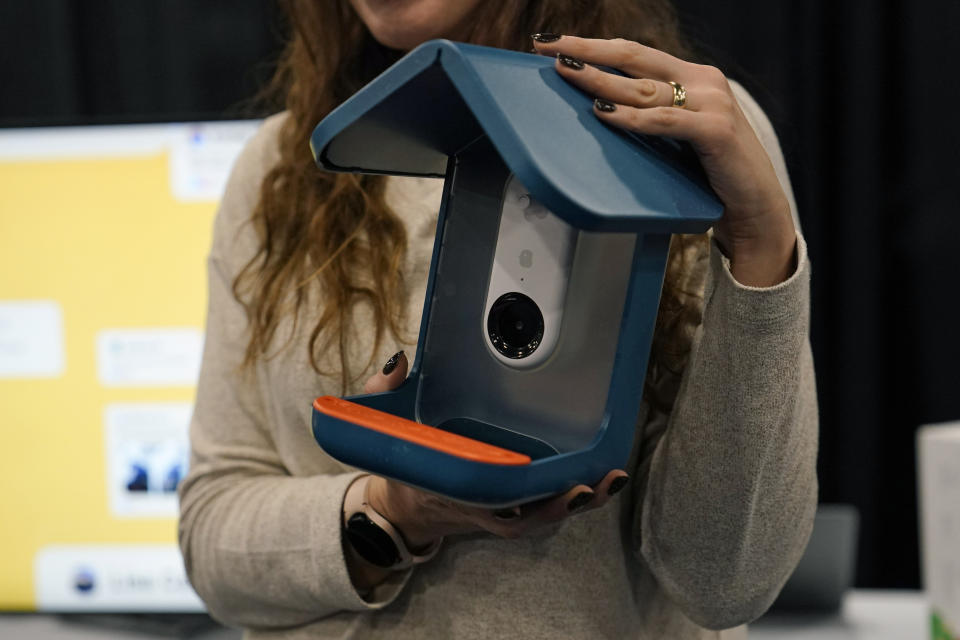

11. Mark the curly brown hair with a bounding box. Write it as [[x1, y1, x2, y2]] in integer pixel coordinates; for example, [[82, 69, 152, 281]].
[[235, 0, 709, 406]]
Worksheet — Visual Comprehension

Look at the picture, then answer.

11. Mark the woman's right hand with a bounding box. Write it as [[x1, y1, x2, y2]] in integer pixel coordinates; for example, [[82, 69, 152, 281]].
[[361, 351, 629, 550]]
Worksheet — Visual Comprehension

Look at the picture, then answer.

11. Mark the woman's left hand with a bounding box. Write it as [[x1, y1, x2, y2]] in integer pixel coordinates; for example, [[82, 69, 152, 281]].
[[532, 35, 797, 287]]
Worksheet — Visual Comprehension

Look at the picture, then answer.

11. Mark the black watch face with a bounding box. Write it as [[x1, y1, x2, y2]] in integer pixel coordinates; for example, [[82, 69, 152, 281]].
[[346, 513, 401, 568]]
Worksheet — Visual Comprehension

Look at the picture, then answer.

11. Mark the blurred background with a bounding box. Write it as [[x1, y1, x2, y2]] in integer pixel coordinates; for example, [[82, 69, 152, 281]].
[[0, 0, 957, 628]]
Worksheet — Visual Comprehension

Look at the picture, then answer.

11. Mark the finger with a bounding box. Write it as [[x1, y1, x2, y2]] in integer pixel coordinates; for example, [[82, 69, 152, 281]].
[[553, 59, 686, 110], [532, 35, 687, 81], [438, 502, 530, 539], [492, 505, 522, 521], [592, 102, 720, 146], [470, 473, 625, 537], [523, 484, 597, 525], [584, 470, 630, 510], [362, 350, 408, 393], [465, 486, 593, 539]]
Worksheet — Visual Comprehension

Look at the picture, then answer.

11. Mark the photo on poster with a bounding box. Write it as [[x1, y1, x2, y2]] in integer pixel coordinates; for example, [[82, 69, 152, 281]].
[[104, 403, 191, 518], [34, 545, 204, 611], [169, 121, 258, 202], [96, 328, 202, 387], [0, 300, 65, 378]]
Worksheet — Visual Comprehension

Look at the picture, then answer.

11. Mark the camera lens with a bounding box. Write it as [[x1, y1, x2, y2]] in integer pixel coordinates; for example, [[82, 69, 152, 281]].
[[487, 292, 544, 359]]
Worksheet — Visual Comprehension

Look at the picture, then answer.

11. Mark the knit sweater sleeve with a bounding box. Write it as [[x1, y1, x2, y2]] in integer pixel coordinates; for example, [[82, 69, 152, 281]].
[[631, 83, 819, 630], [177, 114, 409, 629]]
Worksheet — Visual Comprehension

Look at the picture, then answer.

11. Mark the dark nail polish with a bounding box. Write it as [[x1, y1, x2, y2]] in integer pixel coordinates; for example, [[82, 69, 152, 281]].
[[493, 508, 521, 520], [531, 33, 562, 43], [557, 53, 585, 70], [608, 475, 629, 496], [382, 350, 404, 375], [594, 99, 617, 112], [567, 491, 594, 512]]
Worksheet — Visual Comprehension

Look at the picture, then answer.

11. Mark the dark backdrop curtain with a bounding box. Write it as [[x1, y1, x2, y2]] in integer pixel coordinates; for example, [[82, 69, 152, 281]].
[[0, 0, 282, 125], [2, 0, 958, 589], [672, 0, 960, 589]]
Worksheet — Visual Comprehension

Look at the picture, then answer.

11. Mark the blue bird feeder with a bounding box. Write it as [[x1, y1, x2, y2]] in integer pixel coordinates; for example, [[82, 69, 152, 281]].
[[310, 40, 721, 507]]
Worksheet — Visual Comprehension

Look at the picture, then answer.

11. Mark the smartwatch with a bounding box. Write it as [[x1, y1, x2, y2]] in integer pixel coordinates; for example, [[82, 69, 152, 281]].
[[342, 475, 442, 571]]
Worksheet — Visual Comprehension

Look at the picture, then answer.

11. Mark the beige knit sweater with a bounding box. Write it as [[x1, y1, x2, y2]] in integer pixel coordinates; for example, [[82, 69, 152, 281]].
[[178, 82, 818, 640]]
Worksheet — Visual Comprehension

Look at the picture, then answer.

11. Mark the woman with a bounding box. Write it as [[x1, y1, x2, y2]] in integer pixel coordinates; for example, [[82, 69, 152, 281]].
[[178, 1, 818, 638]]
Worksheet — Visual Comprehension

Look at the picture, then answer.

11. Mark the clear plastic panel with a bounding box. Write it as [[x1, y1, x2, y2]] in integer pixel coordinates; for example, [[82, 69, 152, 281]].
[[416, 140, 636, 455]]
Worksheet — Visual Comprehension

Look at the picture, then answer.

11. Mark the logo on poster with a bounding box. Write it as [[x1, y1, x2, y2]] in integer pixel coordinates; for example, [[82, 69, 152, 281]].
[[73, 567, 96, 595]]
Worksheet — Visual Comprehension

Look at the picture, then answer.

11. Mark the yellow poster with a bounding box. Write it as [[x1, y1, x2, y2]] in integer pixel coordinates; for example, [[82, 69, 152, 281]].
[[0, 121, 258, 611]]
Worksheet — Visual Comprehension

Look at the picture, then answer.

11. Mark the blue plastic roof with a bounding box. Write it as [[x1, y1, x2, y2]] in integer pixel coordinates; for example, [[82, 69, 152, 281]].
[[311, 40, 722, 233]]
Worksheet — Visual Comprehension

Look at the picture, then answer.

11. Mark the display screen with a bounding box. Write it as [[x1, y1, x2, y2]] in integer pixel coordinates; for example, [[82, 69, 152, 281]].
[[0, 120, 260, 611]]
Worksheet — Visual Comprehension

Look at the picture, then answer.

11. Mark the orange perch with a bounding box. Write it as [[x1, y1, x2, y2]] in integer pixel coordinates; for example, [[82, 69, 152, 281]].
[[313, 396, 531, 466]]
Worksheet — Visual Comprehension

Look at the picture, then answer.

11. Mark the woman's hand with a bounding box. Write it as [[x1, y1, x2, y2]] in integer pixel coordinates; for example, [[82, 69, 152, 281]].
[[360, 351, 629, 550], [532, 35, 797, 287]]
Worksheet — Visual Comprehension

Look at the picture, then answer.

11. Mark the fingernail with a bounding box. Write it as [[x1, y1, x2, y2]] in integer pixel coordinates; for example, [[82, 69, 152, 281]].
[[557, 53, 585, 70], [382, 350, 404, 375], [531, 33, 561, 43], [607, 475, 629, 496], [567, 491, 594, 512], [493, 508, 521, 520], [594, 99, 617, 112]]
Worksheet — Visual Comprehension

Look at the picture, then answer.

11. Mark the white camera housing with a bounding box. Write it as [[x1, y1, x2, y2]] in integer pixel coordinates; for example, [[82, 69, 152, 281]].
[[482, 175, 577, 369]]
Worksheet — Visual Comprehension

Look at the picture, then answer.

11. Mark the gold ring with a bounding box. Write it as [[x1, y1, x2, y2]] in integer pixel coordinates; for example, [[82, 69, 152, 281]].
[[667, 81, 687, 108]]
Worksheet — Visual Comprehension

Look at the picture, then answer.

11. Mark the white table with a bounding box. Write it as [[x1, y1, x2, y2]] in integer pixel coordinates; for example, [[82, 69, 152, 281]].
[[751, 590, 927, 639], [0, 614, 240, 639], [0, 590, 928, 639]]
